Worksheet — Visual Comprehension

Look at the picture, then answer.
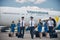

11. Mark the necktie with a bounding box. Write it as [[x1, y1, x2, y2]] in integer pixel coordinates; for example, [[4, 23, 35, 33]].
[[50, 21, 52, 25], [22, 21, 23, 27], [31, 21, 32, 27]]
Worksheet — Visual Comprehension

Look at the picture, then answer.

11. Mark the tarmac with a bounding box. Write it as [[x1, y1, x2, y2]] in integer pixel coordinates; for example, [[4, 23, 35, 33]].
[[0, 31, 60, 40]]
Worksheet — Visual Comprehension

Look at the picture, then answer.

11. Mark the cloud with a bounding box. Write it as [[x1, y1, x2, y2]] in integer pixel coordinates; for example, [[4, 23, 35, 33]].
[[0, 6, 50, 11], [0, 6, 51, 13], [16, 0, 26, 3], [34, 0, 46, 4], [27, 0, 36, 2], [19, 6, 51, 12], [16, 0, 46, 4]]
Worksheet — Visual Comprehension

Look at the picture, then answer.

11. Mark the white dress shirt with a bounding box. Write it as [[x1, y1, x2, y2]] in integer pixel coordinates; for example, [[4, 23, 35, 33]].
[[47, 20, 54, 27], [20, 20, 25, 27], [29, 20, 35, 27]]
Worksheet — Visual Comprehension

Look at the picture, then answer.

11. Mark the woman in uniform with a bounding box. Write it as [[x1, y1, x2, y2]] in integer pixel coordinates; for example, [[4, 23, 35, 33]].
[[10, 21, 16, 36], [44, 20, 49, 38], [38, 19, 43, 39], [17, 20, 20, 35]]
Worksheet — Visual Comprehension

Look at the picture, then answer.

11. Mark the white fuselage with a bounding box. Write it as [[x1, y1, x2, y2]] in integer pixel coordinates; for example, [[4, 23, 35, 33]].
[[0, 7, 60, 26]]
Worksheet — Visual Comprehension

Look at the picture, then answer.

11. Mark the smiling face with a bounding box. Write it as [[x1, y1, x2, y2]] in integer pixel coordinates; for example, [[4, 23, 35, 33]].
[[49, 17, 52, 20], [21, 17, 24, 20], [18, 20, 20, 22], [12, 21, 14, 23], [39, 19, 41, 22], [30, 16, 33, 20], [31, 18, 33, 20]]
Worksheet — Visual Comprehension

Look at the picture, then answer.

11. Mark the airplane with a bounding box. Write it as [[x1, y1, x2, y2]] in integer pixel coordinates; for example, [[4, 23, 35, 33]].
[[0, 7, 60, 32]]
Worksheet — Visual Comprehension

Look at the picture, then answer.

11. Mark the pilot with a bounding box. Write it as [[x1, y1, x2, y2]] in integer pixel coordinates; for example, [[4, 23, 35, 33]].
[[10, 21, 16, 36], [38, 19, 43, 39], [20, 17, 26, 38], [47, 17, 54, 33], [29, 16, 35, 39]]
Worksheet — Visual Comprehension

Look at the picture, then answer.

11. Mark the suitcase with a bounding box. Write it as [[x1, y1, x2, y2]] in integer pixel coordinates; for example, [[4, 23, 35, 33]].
[[49, 30, 58, 38], [35, 31, 46, 37], [8, 33, 13, 37], [17, 33, 23, 38], [16, 33, 18, 37], [35, 31, 40, 37], [43, 32, 46, 37], [49, 32, 58, 38]]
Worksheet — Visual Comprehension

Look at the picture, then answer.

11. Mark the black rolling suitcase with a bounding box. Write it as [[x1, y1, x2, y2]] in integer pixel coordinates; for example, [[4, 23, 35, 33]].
[[16, 33, 18, 37], [49, 30, 58, 38], [35, 31, 40, 37], [43, 32, 46, 37], [35, 31, 46, 37], [17, 33, 23, 38], [8, 33, 13, 37], [50, 33, 58, 38], [15, 32, 23, 38]]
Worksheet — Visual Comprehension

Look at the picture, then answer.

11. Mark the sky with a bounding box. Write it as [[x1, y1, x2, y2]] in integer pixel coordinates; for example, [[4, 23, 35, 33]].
[[0, 0, 60, 11]]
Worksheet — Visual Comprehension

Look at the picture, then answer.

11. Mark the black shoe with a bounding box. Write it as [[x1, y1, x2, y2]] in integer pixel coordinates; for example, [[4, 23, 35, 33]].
[[31, 37, 34, 39], [22, 36, 24, 38]]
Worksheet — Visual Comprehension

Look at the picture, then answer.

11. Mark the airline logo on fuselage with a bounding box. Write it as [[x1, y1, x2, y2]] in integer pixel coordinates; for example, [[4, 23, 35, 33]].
[[27, 10, 48, 15]]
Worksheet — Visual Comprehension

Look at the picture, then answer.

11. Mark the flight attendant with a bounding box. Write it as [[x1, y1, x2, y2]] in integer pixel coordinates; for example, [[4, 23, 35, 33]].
[[29, 16, 35, 39], [17, 20, 20, 35], [38, 19, 43, 39], [20, 17, 26, 38], [44, 20, 49, 38], [10, 21, 16, 36]]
